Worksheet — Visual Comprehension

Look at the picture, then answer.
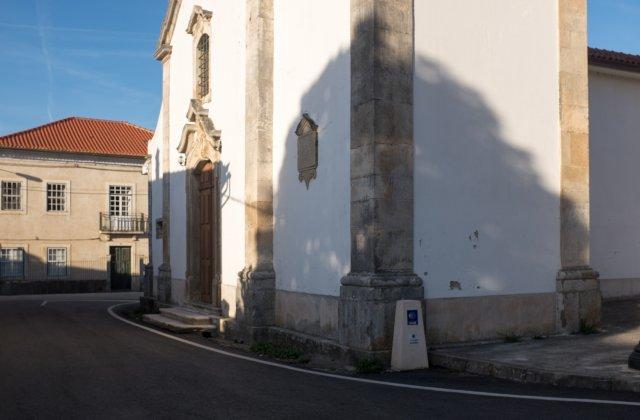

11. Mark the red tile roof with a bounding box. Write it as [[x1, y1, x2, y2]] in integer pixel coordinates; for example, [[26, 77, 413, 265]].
[[589, 47, 640, 73], [0, 117, 153, 158]]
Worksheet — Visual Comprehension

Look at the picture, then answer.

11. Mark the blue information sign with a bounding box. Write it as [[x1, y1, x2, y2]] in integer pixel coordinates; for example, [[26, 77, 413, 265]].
[[407, 309, 418, 325]]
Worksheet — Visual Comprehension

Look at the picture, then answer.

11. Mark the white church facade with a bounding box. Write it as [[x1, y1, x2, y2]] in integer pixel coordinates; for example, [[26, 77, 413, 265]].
[[147, 0, 640, 359]]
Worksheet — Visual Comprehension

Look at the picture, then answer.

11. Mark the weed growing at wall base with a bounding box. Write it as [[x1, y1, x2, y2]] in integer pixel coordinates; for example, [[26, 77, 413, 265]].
[[250, 342, 302, 360]]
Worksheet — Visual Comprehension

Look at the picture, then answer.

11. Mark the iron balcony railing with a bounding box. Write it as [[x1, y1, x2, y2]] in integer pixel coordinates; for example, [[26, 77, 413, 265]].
[[99, 213, 147, 233]]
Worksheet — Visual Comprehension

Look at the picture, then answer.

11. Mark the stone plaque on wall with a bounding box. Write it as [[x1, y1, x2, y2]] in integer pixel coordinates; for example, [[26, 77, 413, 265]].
[[296, 113, 318, 189]]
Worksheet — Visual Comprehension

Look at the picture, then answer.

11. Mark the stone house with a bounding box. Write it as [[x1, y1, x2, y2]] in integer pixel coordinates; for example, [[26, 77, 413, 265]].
[[0, 117, 152, 294], [147, 0, 638, 360]]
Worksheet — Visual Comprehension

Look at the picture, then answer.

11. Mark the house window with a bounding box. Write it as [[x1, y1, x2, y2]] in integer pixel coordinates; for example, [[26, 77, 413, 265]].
[[109, 185, 132, 216], [1, 181, 22, 211], [0, 248, 24, 279], [46, 183, 67, 212], [196, 34, 209, 98], [46, 248, 68, 278]]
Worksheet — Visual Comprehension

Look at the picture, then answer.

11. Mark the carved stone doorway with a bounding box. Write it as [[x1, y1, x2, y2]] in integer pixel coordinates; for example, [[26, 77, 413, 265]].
[[179, 100, 223, 310]]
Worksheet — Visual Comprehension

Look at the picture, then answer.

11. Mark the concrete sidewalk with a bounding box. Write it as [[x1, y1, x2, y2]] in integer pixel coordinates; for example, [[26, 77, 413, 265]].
[[429, 299, 640, 393]]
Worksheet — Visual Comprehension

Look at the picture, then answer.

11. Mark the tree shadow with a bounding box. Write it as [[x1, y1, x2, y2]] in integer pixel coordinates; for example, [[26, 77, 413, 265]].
[[413, 55, 564, 299], [272, 22, 588, 342]]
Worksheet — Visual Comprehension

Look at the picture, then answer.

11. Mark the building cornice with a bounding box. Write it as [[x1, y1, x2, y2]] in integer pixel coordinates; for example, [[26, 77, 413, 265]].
[[186, 6, 212, 35], [0, 149, 144, 169], [154, 45, 173, 62], [589, 64, 640, 81], [154, 0, 182, 61]]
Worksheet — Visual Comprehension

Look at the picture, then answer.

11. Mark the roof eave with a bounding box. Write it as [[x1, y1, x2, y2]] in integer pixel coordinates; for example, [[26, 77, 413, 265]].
[[0, 146, 147, 160], [589, 63, 640, 80]]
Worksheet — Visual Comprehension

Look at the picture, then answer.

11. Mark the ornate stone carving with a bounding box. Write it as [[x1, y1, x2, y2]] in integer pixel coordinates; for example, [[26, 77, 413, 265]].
[[178, 99, 222, 170], [186, 5, 212, 35], [295, 113, 318, 189]]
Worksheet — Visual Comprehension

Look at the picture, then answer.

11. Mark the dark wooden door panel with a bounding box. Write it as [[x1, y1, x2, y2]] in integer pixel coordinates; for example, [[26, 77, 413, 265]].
[[110, 246, 131, 291], [199, 162, 214, 304]]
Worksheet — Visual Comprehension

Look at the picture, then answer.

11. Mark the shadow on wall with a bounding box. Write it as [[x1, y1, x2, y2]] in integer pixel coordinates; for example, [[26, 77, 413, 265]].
[[0, 251, 145, 295], [273, 31, 586, 302], [151, 15, 588, 339], [413, 55, 570, 298], [274, 50, 350, 296]]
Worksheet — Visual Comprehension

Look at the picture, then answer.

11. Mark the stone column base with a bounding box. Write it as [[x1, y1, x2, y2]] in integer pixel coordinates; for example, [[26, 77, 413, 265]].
[[143, 263, 154, 298], [556, 266, 601, 334], [235, 267, 276, 342], [339, 273, 423, 360], [157, 263, 172, 304], [629, 341, 640, 370]]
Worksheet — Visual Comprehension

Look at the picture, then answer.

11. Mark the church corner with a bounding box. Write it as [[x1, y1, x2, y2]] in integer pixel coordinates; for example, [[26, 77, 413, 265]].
[[144, 0, 640, 365]]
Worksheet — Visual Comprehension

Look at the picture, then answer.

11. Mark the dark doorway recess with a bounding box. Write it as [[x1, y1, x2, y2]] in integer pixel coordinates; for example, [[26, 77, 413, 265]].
[[199, 161, 221, 305], [110, 246, 131, 291]]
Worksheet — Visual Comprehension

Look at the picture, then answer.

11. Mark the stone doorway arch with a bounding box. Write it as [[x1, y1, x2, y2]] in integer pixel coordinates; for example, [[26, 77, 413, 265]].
[[178, 99, 222, 307]]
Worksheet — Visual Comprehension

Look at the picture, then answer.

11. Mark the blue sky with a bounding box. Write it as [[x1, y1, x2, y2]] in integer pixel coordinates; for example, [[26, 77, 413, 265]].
[[0, 0, 638, 135], [0, 0, 164, 134]]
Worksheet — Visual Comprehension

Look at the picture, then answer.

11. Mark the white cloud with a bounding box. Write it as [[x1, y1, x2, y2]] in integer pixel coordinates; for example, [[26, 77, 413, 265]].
[[35, 0, 54, 121]]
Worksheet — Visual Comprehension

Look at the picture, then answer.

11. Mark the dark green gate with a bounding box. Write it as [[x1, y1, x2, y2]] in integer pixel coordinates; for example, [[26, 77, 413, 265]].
[[109, 246, 131, 291]]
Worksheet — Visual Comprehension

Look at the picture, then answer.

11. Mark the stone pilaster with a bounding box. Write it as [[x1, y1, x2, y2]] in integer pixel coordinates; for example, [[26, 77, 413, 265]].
[[237, 0, 275, 340], [339, 0, 422, 357], [556, 0, 600, 333], [156, 47, 172, 303]]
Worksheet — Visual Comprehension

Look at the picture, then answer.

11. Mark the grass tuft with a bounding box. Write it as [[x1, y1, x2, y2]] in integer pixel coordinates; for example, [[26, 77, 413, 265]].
[[579, 320, 599, 335], [355, 358, 384, 374], [250, 342, 302, 360]]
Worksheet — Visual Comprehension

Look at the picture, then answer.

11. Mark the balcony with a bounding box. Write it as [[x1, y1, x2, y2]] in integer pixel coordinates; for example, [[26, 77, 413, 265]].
[[99, 213, 147, 234]]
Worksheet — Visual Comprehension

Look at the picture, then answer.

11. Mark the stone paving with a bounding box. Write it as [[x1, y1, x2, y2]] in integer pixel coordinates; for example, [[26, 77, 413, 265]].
[[430, 299, 640, 392]]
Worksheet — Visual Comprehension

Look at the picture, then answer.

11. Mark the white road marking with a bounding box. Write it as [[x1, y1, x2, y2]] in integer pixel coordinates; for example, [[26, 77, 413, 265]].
[[40, 301, 47, 307], [107, 302, 640, 407]]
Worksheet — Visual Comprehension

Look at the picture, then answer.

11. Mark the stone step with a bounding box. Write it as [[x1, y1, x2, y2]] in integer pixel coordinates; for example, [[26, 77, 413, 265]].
[[160, 307, 217, 326], [142, 314, 217, 333], [185, 302, 223, 316]]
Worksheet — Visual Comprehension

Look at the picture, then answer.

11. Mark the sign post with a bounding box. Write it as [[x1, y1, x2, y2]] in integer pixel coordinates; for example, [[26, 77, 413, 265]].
[[391, 300, 428, 371]]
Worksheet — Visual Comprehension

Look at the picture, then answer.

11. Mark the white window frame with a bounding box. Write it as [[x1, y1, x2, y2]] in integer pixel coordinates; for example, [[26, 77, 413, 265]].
[[0, 247, 25, 280], [46, 246, 69, 279], [107, 184, 134, 217], [45, 181, 70, 214], [1, 179, 26, 213]]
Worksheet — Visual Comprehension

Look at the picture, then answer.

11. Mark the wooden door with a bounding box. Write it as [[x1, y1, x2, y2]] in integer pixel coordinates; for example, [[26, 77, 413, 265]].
[[199, 162, 215, 304], [110, 246, 131, 291]]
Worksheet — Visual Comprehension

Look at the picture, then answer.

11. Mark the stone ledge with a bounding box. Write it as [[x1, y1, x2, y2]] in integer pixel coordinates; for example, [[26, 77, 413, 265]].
[[557, 266, 599, 282], [267, 326, 390, 365], [429, 351, 640, 394], [341, 272, 422, 288]]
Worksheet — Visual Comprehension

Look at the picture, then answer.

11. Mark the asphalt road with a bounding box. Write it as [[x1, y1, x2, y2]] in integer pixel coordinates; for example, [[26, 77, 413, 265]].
[[1, 294, 640, 419]]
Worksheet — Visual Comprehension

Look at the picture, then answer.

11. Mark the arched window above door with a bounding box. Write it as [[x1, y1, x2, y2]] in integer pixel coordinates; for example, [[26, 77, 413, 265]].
[[196, 34, 210, 99]]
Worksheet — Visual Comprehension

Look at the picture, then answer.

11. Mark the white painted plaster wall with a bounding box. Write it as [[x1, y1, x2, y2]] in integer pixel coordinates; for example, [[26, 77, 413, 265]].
[[414, 0, 561, 299], [207, 0, 246, 316], [167, 0, 195, 303], [148, 112, 163, 277], [272, 0, 350, 297], [590, 70, 640, 287], [152, 0, 246, 311]]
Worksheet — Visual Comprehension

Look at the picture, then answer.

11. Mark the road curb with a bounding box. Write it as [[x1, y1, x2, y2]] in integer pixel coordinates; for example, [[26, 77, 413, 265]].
[[429, 351, 640, 394]]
